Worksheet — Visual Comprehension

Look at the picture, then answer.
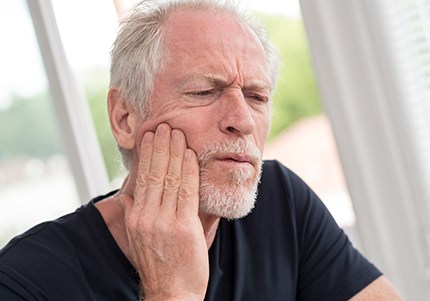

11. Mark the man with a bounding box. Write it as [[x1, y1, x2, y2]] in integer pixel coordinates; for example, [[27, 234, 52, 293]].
[[0, 0, 402, 300]]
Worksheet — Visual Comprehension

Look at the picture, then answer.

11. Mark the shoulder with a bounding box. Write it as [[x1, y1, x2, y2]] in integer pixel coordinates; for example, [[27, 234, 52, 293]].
[[0, 190, 117, 263], [259, 161, 383, 300], [259, 160, 326, 218], [247, 160, 333, 252], [0, 203, 92, 269], [260, 159, 296, 183], [0, 202, 99, 298], [260, 160, 316, 197]]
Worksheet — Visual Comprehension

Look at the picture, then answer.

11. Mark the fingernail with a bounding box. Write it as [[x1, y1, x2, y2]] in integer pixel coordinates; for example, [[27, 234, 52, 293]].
[[172, 130, 180, 144], [185, 149, 194, 161], [143, 132, 154, 144], [156, 124, 168, 137]]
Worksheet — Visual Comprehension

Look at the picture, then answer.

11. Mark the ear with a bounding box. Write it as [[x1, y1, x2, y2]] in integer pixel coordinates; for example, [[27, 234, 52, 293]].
[[107, 88, 140, 150]]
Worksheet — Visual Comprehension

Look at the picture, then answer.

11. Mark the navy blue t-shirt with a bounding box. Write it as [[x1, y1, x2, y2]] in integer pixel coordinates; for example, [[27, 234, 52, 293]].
[[0, 161, 381, 300]]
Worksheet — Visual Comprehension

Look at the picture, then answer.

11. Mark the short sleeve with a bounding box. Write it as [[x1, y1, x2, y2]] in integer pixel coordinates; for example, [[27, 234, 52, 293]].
[[0, 269, 39, 301], [274, 162, 382, 300], [0, 285, 26, 300]]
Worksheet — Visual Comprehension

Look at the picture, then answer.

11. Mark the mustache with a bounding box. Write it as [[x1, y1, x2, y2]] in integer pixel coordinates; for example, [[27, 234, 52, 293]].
[[197, 140, 262, 166]]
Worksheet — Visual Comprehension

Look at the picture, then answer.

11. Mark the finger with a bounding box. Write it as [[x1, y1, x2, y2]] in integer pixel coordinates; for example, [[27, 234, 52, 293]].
[[161, 129, 187, 212], [134, 131, 155, 206], [177, 148, 200, 220], [145, 123, 171, 208]]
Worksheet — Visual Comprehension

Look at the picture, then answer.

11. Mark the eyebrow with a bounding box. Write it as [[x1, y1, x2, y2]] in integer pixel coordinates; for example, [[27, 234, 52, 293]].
[[243, 81, 272, 93], [178, 73, 272, 92], [178, 73, 227, 87]]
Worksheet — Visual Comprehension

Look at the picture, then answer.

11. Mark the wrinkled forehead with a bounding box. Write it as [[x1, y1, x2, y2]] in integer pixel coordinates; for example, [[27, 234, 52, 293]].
[[163, 8, 266, 58], [159, 9, 271, 84]]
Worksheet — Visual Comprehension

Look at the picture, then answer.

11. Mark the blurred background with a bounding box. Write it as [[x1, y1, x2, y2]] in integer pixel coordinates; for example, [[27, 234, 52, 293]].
[[1, 0, 429, 299]]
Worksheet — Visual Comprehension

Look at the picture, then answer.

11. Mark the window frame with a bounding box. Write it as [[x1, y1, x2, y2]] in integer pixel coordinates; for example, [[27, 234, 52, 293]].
[[26, 0, 430, 298], [27, 0, 110, 202]]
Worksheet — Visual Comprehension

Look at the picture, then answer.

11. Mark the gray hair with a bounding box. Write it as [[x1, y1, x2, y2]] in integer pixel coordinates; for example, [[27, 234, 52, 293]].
[[110, 0, 280, 170]]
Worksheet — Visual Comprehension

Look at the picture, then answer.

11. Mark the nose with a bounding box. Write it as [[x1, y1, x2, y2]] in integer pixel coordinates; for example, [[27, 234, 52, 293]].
[[219, 91, 256, 137]]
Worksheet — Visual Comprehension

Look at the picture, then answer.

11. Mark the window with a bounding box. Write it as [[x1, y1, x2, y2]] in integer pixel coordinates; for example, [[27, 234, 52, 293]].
[[301, 0, 430, 299], [6, 2, 426, 299], [50, 0, 125, 183], [0, 0, 79, 247]]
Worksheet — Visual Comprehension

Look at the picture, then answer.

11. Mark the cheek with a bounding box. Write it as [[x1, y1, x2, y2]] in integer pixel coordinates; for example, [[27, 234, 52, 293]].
[[135, 109, 210, 152], [255, 113, 271, 151], [135, 102, 187, 138], [167, 116, 208, 149], [133, 121, 156, 157], [167, 108, 219, 154]]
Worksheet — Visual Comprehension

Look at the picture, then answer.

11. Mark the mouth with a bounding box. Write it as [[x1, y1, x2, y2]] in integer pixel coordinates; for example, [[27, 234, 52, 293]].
[[215, 154, 255, 166]]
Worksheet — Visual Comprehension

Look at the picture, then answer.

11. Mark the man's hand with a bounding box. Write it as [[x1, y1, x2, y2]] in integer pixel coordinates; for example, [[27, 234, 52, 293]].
[[121, 123, 208, 301]]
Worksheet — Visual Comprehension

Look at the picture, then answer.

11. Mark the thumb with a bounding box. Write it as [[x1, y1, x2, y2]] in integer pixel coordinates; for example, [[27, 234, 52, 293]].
[[118, 194, 139, 269], [119, 194, 134, 220]]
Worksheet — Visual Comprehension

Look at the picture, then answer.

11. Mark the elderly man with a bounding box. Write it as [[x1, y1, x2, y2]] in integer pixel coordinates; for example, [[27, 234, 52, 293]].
[[0, 0, 402, 300]]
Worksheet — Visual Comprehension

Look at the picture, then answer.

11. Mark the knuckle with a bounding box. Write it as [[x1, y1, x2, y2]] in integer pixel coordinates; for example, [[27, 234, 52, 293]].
[[153, 142, 168, 154], [178, 185, 193, 199], [136, 174, 147, 188], [164, 172, 181, 190], [147, 169, 165, 187]]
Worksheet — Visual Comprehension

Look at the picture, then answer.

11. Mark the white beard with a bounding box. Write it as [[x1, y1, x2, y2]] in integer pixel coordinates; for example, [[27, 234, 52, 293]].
[[197, 140, 263, 219]]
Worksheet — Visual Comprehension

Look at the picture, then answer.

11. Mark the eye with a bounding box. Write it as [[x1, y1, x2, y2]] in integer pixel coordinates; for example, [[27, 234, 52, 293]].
[[187, 88, 222, 99], [189, 90, 215, 96], [247, 93, 269, 103]]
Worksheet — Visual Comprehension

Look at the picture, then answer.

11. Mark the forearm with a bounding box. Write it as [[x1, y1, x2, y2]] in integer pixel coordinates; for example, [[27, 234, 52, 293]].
[[349, 276, 403, 300]]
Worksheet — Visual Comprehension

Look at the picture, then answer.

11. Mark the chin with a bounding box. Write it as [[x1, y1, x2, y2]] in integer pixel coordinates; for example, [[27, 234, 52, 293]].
[[196, 141, 264, 219], [198, 169, 261, 220]]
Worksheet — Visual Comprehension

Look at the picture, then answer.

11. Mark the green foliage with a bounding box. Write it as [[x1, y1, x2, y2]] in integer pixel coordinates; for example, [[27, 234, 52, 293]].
[[0, 70, 121, 181], [0, 92, 63, 160], [259, 14, 321, 141]]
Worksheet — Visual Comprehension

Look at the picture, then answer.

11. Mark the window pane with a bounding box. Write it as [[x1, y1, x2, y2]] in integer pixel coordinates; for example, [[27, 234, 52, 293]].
[[0, 0, 79, 247], [51, 0, 124, 184]]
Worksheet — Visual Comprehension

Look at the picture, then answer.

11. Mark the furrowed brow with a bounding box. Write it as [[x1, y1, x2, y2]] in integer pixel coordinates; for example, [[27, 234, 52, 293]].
[[178, 73, 228, 88], [243, 80, 272, 93]]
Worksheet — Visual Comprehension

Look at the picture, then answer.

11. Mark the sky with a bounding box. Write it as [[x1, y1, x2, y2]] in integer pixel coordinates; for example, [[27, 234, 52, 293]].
[[0, 0, 300, 110]]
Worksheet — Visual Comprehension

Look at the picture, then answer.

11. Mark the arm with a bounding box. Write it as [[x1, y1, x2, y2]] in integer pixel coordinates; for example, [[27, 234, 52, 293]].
[[121, 124, 208, 301], [349, 276, 403, 300], [275, 164, 399, 300]]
